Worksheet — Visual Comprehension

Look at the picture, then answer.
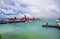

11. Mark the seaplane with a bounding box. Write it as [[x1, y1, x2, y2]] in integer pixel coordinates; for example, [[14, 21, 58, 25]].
[[6, 15, 27, 23], [6, 15, 39, 23], [6, 17, 16, 21], [0, 15, 40, 24]]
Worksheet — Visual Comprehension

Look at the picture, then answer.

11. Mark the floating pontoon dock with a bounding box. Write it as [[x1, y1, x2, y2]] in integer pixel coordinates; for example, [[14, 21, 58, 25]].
[[42, 22, 60, 28], [42, 25, 60, 28]]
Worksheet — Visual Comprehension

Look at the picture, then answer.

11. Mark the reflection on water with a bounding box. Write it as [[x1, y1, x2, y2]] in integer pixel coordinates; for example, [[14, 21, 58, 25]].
[[0, 19, 60, 39]]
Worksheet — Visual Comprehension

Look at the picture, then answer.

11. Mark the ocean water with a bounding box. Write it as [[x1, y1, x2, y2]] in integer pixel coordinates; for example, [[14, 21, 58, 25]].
[[0, 19, 60, 39]]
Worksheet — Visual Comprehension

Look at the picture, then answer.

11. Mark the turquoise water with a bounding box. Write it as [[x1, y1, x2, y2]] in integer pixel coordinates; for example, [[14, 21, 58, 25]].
[[0, 19, 60, 39]]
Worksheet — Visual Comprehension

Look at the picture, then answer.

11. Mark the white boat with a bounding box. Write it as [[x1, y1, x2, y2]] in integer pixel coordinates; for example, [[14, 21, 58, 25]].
[[56, 20, 60, 23], [56, 19, 60, 26], [57, 23, 60, 26]]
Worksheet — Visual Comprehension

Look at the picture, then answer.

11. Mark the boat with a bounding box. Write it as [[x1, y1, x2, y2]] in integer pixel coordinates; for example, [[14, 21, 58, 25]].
[[55, 19, 60, 26], [56, 20, 60, 22], [57, 23, 60, 26], [56, 19, 60, 23]]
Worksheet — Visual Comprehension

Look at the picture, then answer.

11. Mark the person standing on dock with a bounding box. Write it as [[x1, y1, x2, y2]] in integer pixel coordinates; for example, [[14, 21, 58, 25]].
[[46, 22, 48, 27]]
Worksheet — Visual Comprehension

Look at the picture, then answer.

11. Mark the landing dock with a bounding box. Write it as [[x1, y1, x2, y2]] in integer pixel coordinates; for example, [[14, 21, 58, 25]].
[[42, 25, 60, 28], [42, 23, 60, 28]]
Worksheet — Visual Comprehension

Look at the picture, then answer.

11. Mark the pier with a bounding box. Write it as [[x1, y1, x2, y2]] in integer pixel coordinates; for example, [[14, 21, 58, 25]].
[[42, 23, 60, 28], [42, 25, 60, 28]]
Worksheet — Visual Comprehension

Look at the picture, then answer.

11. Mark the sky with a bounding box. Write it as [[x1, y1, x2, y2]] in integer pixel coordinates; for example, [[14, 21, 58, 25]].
[[0, 0, 60, 19]]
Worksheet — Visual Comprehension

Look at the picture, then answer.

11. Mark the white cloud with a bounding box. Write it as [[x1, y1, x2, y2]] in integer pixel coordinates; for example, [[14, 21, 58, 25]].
[[47, 4, 59, 12], [0, 0, 60, 19], [23, 13, 32, 17], [15, 14, 23, 18], [28, 6, 40, 13], [1, 9, 15, 14], [1, 9, 6, 12], [6, 10, 14, 14]]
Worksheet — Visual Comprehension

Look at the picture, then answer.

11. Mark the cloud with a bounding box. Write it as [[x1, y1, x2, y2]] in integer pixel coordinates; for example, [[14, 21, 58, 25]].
[[46, 4, 60, 12], [0, 0, 60, 19], [28, 6, 40, 13], [3, 0, 15, 6]]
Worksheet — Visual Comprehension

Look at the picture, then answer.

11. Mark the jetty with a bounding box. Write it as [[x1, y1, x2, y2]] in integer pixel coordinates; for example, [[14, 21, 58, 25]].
[[42, 23, 60, 28], [42, 25, 60, 28]]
